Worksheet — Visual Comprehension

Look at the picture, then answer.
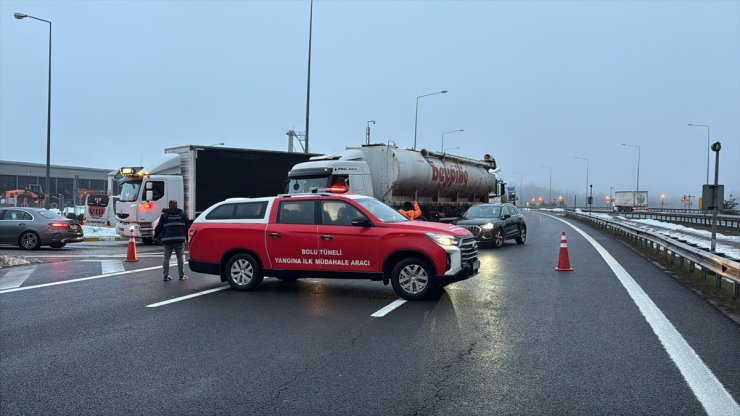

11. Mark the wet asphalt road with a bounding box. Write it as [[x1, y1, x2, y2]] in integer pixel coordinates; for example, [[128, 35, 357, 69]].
[[1, 212, 738, 415]]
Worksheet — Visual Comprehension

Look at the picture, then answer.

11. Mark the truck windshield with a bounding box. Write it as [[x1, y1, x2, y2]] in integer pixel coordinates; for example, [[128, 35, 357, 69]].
[[287, 176, 330, 193], [355, 198, 408, 223], [119, 182, 142, 202]]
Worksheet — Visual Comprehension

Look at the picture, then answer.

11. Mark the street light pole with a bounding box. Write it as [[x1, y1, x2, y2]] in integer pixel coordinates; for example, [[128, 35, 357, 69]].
[[574, 156, 589, 208], [441, 129, 463, 152], [304, 0, 314, 153], [366, 120, 375, 145], [512, 171, 523, 206], [688, 123, 710, 185], [540, 165, 552, 206], [15, 12, 52, 209], [413, 90, 447, 150], [622, 143, 640, 189]]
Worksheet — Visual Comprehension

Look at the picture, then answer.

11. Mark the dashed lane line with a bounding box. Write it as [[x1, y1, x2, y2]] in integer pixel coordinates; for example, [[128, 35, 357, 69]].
[[146, 285, 230, 308], [545, 213, 740, 416], [371, 299, 407, 317], [0, 263, 184, 294], [0, 266, 37, 290]]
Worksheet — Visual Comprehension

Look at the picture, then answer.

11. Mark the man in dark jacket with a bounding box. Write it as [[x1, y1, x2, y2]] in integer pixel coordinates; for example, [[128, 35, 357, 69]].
[[153, 199, 188, 281]]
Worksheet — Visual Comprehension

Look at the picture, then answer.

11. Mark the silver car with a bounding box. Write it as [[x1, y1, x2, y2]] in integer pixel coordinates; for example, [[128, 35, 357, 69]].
[[0, 208, 84, 250]]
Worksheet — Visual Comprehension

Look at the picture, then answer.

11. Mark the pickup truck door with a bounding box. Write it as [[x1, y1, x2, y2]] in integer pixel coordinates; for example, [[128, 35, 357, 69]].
[[265, 200, 319, 271], [317, 200, 380, 272]]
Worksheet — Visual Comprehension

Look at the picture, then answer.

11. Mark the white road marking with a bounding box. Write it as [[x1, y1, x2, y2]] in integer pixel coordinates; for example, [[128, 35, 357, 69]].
[[546, 214, 740, 416], [0, 264, 172, 294], [101, 260, 125, 274], [0, 266, 37, 290], [371, 299, 407, 317], [146, 286, 230, 308]]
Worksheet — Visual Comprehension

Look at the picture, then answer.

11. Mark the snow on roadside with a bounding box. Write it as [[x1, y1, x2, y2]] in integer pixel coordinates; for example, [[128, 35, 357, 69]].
[[82, 225, 119, 239], [576, 213, 740, 261], [0, 255, 38, 268]]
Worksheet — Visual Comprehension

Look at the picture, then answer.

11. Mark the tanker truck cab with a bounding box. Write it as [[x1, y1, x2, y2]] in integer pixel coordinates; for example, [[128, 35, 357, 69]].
[[115, 156, 184, 243], [287, 149, 374, 197]]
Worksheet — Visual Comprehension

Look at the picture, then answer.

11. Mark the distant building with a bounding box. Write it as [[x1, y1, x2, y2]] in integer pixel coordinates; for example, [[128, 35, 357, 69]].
[[0, 160, 117, 208]]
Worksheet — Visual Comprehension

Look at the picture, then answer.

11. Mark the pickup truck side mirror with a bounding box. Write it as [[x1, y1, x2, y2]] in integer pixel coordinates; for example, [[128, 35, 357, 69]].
[[351, 217, 372, 227], [502, 214, 511, 220]]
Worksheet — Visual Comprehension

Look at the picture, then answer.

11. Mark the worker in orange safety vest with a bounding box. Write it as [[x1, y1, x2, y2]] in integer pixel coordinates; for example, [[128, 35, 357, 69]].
[[399, 201, 422, 220]]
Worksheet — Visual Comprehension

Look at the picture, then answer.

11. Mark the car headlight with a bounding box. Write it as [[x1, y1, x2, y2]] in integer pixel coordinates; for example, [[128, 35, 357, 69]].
[[427, 233, 458, 247], [481, 223, 494, 230]]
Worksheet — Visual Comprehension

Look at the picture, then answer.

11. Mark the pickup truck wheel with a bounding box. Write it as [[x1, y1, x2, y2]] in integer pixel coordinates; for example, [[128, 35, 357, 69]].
[[493, 228, 504, 248], [515, 226, 527, 244], [391, 258, 435, 300], [225, 253, 263, 291]]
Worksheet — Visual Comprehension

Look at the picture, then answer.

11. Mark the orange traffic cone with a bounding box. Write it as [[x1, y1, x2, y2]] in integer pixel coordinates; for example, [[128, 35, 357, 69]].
[[125, 231, 139, 262], [555, 232, 573, 271]]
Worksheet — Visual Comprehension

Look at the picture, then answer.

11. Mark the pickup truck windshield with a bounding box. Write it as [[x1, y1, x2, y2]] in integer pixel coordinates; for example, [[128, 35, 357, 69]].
[[119, 182, 141, 202], [355, 198, 408, 223]]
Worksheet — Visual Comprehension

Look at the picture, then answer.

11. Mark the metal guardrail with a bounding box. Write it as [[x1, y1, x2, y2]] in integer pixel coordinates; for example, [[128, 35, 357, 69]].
[[564, 211, 740, 298], [562, 208, 740, 230]]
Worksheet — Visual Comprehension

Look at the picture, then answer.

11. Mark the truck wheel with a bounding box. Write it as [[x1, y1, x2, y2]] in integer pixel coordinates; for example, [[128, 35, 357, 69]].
[[493, 228, 504, 248], [391, 258, 435, 300], [19, 231, 41, 250], [515, 226, 527, 244], [225, 253, 263, 291]]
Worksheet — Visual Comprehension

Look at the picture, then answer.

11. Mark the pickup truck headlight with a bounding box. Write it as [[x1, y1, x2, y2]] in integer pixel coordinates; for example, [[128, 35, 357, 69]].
[[481, 223, 494, 230], [427, 233, 458, 247]]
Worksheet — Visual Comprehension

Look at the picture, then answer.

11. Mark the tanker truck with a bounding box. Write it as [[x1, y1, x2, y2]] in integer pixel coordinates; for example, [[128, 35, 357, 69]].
[[115, 145, 316, 243], [286, 144, 504, 221]]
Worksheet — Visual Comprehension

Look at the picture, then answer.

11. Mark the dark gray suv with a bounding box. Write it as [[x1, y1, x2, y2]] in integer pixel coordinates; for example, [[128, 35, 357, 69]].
[[454, 203, 526, 248]]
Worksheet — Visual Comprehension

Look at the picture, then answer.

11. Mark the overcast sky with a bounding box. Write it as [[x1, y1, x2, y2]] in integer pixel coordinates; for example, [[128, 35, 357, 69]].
[[1, 0, 738, 205]]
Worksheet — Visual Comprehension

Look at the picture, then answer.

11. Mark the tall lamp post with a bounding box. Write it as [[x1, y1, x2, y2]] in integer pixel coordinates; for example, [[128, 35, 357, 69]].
[[512, 171, 523, 206], [413, 90, 447, 150], [441, 129, 463, 152], [15, 12, 52, 208], [366, 120, 375, 145], [574, 156, 589, 208], [540, 165, 552, 206], [621, 144, 640, 191], [688, 123, 710, 185]]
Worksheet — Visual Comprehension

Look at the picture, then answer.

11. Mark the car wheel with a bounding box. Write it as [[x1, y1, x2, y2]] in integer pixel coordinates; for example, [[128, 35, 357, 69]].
[[391, 258, 436, 300], [493, 228, 504, 248], [515, 226, 527, 245], [19, 231, 41, 250], [50, 242, 67, 249], [225, 253, 263, 291]]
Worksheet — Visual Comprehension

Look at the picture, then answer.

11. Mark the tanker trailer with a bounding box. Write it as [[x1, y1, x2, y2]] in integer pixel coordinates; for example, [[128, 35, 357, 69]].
[[286, 144, 504, 221]]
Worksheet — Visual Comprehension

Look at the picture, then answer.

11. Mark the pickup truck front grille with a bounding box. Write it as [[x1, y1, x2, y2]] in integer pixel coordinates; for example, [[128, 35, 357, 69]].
[[459, 236, 478, 263]]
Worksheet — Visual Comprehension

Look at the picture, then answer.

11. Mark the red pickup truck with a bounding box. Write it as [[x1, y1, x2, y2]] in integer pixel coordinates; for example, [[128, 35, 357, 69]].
[[187, 191, 479, 300]]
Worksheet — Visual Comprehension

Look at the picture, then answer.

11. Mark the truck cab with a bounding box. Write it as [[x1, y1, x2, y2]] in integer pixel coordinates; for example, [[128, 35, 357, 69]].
[[115, 158, 184, 243], [286, 150, 374, 197]]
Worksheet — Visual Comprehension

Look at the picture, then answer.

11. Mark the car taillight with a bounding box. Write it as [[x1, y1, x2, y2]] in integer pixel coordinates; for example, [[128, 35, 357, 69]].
[[49, 222, 68, 229], [328, 185, 348, 193]]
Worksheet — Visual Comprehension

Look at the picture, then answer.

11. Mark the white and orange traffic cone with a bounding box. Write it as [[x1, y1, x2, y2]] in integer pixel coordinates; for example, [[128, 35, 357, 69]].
[[555, 231, 573, 271], [125, 227, 139, 263]]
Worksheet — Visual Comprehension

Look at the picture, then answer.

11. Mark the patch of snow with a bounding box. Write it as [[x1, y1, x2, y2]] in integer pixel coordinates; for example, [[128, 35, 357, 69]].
[[82, 225, 119, 238]]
